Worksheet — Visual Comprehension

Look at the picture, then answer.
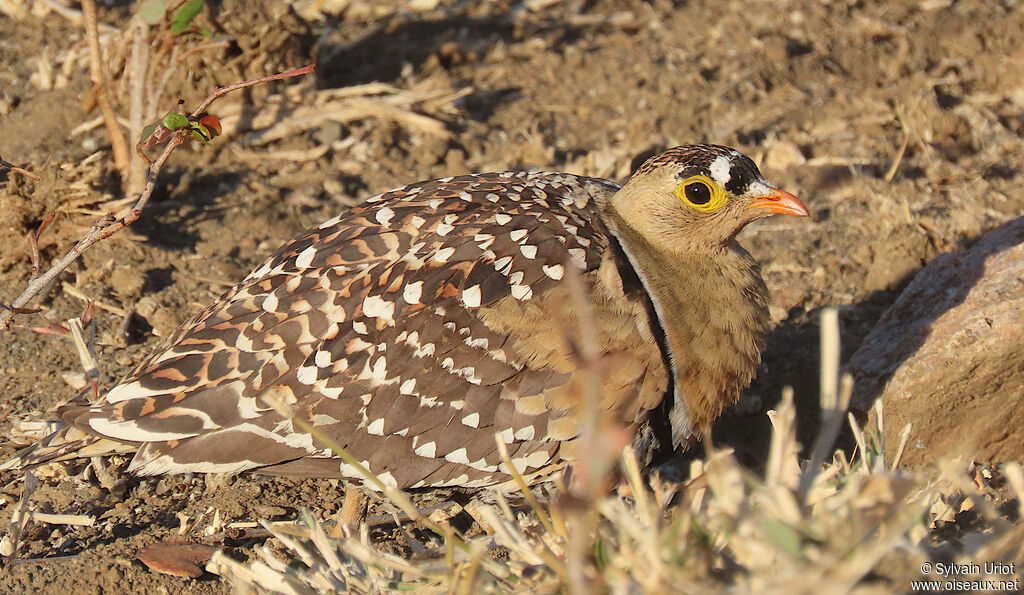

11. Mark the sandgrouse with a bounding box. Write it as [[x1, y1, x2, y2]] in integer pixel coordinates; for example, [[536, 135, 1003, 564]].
[[4, 144, 807, 494]]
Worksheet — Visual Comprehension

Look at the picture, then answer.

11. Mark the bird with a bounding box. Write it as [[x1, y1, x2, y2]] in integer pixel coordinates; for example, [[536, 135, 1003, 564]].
[[3, 144, 807, 502]]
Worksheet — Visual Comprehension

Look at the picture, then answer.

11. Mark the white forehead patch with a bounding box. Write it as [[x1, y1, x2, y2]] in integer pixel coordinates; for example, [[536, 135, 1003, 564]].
[[747, 180, 772, 196], [708, 155, 732, 186]]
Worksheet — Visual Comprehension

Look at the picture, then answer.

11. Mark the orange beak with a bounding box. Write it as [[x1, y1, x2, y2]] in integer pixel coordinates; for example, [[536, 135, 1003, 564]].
[[748, 187, 809, 217]]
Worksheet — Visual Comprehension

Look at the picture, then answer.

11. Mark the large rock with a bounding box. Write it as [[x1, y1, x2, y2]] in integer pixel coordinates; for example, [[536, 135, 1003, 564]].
[[848, 217, 1024, 466]]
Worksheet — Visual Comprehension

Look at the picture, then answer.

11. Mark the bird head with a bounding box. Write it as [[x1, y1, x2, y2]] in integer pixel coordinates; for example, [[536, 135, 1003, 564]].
[[611, 144, 809, 251]]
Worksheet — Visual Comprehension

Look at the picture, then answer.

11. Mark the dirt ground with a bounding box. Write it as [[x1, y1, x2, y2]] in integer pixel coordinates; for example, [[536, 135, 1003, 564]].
[[0, 0, 1022, 592]]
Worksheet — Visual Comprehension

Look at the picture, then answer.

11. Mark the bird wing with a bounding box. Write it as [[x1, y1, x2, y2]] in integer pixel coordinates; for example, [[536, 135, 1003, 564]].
[[22, 171, 667, 488]]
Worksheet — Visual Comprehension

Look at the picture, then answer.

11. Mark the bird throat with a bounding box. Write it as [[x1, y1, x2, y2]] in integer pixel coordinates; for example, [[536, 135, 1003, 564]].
[[602, 211, 770, 446]]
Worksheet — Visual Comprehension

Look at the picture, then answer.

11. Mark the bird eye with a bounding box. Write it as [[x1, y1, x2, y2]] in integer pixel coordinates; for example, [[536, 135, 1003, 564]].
[[685, 181, 712, 204], [675, 175, 727, 212]]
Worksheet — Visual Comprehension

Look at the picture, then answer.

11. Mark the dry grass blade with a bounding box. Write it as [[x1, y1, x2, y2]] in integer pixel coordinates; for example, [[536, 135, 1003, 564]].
[[800, 307, 853, 498]]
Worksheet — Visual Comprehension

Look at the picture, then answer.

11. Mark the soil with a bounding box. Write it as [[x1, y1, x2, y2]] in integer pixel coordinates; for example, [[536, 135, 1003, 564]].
[[1, 0, 1022, 592]]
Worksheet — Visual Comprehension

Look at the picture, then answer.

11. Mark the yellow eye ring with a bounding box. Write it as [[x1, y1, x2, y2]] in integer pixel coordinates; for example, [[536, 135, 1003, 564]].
[[675, 175, 727, 212]]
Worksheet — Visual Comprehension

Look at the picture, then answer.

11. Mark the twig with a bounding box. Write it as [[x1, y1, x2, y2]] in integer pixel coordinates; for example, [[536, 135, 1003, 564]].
[[884, 133, 909, 183], [27, 213, 58, 280], [127, 16, 150, 195], [0, 64, 316, 332], [81, 0, 131, 185], [0, 154, 41, 180], [25, 512, 95, 527], [189, 64, 316, 118], [61, 282, 127, 317], [5, 472, 40, 563]]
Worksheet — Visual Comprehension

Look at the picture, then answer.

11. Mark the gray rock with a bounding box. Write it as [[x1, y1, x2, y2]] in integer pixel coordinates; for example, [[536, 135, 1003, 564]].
[[848, 217, 1024, 466]]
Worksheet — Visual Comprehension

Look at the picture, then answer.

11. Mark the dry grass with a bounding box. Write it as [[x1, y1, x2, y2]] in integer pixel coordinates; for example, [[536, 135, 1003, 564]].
[[206, 310, 1024, 593]]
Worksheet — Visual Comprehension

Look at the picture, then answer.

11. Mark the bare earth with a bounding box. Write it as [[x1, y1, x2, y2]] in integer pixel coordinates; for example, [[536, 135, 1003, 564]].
[[0, 0, 1022, 592]]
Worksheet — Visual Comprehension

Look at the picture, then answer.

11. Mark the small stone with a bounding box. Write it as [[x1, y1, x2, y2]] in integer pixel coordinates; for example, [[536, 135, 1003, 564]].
[[61, 371, 88, 390], [136, 296, 177, 337]]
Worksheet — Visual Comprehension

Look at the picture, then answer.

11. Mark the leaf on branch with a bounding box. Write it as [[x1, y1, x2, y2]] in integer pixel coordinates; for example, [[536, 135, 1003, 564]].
[[139, 122, 173, 148], [198, 115, 221, 138], [188, 114, 222, 144], [161, 112, 189, 130], [171, 0, 204, 34]]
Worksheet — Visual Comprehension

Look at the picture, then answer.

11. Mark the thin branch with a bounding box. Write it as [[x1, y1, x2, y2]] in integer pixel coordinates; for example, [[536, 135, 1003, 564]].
[[189, 64, 316, 118], [0, 64, 316, 331], [127, 16, 151, 195], [82, 0, 131, 184], [0, 154, 41, 180]]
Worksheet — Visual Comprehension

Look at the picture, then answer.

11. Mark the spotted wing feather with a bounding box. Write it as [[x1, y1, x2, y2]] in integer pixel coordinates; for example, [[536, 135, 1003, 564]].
[[17, 171, 668, 489]]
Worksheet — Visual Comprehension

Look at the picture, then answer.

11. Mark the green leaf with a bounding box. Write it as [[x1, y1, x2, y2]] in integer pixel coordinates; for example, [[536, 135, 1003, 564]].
[[190, 125, 212, 145], [200, 26, 212, 38], [161, 111, 189, 130], [171, 0, 203, 34], [138, 0, 166, 25], [139, 121, 160, 143]]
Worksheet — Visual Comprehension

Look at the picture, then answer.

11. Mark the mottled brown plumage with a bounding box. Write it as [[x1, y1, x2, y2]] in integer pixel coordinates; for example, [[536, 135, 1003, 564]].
[[3, 144, 808, 492]]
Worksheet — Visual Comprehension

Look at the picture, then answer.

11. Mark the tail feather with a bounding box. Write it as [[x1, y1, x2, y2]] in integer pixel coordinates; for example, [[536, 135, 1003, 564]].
[[0, 424, 134, 471]]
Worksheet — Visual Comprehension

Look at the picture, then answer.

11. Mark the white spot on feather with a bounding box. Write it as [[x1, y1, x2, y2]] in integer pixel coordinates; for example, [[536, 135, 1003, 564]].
[[542, 264, 564, 280], [375, 206, 396, 226], [294, 245, 318, 269], [366, 418, 385, 435], [514, 426, 536, 441], [465, 336, 488, 349], [436, 222, 455, 236], [296, 364, 318, 385], [462, 285, 482, 308], [520, 245, 538, 259], [494, 213, 512, 225], [445, 447, 471, 465], [511, 284, 533, 300], [105, 381, 173, 404], [318, 215, 342, 229], [362, 295, 395, 322], [462, 412, 480, 428], [414, 441, 437, 458], [474, 233, 495, 249], [262, 292, 279, 313], [509, 229, 528, 242], [433, 247, 456, 262], [400, 378, 416, 395], [403, 281, 423, 304], [89, 417, 197, 442]]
